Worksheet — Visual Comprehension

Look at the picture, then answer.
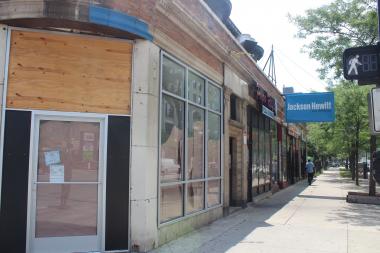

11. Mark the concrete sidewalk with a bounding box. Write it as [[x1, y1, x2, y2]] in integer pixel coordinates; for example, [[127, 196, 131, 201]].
[[151, 168, 380, 253]]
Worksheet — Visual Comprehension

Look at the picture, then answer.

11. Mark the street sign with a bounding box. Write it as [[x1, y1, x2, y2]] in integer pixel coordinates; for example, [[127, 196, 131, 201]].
[[369, 88, 380, 134], [343, 45, 380, 83]]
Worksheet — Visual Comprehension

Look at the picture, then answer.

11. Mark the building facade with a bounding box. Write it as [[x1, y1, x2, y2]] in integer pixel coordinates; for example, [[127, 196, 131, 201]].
[[0, 1, 306, 252]]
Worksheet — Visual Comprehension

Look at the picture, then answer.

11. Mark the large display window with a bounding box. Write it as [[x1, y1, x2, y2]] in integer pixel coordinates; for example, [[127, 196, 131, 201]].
[[250, 112, 274, 194], [159, 54, 223, 223]]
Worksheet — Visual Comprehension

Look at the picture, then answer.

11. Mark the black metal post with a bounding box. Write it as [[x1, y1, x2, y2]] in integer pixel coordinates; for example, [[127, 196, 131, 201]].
[[370, 135, 376, 196], [378, 0, 380, 38], [371, 0, 380, 195]]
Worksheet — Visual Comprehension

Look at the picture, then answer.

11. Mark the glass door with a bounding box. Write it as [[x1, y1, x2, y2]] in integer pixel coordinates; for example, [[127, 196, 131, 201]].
[[29, 115, 105, 253]]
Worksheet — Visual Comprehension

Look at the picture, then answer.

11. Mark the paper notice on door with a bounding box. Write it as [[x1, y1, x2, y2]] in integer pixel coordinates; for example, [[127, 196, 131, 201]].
[[44, 150, 61, 166], [49, 164, 64, 183]]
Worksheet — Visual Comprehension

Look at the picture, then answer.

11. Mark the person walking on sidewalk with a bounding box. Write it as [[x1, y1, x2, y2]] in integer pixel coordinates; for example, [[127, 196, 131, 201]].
[[306, 159, 315, 185]]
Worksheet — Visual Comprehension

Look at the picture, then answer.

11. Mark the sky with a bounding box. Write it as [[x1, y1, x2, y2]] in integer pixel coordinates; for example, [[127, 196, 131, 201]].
[[230, 0, 333, 93]]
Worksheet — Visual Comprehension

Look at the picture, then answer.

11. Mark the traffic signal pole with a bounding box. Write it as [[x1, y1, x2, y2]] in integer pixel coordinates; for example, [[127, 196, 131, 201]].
[[370, 135, 376, 195], [369, 0, 380, 196]]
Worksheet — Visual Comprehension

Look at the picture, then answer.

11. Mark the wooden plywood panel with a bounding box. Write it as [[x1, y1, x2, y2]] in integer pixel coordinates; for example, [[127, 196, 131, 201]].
[[7, 30, 132, 114]]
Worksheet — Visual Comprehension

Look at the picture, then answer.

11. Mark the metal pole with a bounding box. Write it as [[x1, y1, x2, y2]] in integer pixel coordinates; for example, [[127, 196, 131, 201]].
[[367, 0, 380, 196], [378, 0, 380, 39], [370, 135, 376, 196]]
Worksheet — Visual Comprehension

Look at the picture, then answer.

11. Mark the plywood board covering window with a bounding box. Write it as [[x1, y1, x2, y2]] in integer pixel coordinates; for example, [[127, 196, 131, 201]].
[[7, 30, 132, 114]]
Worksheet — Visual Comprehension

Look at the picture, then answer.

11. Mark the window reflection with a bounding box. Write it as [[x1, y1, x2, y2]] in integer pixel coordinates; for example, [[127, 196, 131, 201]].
[[252, 113, 259, 189], [187, 105, 204, 180], [160, 54, 222, 223], [160, 184, 183, 222], [36, 184, 98, 237], [162, 57, 185, 97], [259, 115, 265, 188], [208, 113, 221, 177], [207, 180, 221, 207], [161, 95, 184, 183], [35, 120, 100, 237], [186, 182, 204, 213], [188, 72, 205, 105], [37, 121, 100, 182], [208, 84, 221, 112]]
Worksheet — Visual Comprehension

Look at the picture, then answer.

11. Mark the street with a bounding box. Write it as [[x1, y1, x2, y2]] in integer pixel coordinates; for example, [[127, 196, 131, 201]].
[[152, 168, 380, 253]]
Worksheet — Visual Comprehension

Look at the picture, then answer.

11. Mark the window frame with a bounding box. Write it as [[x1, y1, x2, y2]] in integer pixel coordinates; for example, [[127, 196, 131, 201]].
[[158, 52, 223, 225]]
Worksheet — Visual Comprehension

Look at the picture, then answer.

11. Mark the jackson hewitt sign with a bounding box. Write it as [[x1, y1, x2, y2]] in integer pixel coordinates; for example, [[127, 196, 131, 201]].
[[285, 92, 335, 123]]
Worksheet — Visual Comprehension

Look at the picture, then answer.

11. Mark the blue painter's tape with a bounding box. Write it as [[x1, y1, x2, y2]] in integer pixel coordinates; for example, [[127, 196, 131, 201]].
[[89, 5, 153, 41]]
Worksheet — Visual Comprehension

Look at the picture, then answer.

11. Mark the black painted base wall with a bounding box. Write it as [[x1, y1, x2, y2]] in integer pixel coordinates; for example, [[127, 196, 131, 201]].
[[0, 110, 31, 253], [106, 116, 130, 251]]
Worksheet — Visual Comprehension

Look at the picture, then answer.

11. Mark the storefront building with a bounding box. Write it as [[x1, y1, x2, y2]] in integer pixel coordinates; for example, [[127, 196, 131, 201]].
[[0, 1, 307, 252]]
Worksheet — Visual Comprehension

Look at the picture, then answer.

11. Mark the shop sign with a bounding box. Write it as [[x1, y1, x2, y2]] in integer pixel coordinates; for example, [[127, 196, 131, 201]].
[[262, 105, 275, 119], [254, 84, 277, 117], [285, 92, 335, 123]]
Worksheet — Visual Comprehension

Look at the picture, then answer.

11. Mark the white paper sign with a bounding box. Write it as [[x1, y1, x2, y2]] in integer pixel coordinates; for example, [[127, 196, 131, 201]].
[[44, 150, 61, 166], [49, 164, 64, 183]]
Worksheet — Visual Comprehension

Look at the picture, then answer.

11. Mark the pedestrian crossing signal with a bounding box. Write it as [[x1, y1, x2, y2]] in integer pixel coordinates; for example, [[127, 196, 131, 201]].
[[343, 44, 380, 84]]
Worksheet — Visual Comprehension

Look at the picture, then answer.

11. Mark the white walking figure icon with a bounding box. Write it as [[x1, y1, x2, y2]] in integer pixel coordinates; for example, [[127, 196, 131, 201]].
[[348, 55, 362, 75]]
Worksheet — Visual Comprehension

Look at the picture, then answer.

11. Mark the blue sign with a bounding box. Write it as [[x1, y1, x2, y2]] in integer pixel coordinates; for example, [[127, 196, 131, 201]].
[[262, 105, 275, 119], [285, 92, 335, 123]]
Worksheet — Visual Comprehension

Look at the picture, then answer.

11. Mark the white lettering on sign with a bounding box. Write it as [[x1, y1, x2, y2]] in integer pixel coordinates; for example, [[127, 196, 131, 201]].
[[262, 105, 275, 119], [287, 102, 332, 111]]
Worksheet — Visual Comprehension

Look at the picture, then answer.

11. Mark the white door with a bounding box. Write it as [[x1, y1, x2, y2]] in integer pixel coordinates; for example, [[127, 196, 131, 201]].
[[28, 115, 105, 253]]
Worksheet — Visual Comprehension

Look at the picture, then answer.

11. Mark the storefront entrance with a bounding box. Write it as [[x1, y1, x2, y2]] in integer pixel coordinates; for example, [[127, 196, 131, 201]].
[[28, 114, 106, 253], [0, 28, 132, 252]]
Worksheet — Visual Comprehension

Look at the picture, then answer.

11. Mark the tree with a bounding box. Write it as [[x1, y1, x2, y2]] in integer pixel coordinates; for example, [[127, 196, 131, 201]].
[[291, 0, 375, 186], [290, 0, 378, 80], [306, 83, 371, 185]]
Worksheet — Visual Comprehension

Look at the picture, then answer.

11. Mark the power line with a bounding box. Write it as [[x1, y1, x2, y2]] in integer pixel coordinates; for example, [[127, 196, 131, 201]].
[[276, 48, 328, 90], [274, 51, 314, 92]]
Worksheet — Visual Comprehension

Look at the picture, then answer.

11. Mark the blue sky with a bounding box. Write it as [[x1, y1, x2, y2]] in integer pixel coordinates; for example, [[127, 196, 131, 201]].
[[230, 0, 333, 93]]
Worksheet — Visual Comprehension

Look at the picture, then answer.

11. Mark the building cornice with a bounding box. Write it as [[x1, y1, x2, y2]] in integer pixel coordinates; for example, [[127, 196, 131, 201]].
[[168, 0, 283, 100]]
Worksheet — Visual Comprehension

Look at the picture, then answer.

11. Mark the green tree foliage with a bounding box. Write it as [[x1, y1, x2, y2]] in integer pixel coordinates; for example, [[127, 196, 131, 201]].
[[307, 83, 371, 184], [290, 0, 378, 80], [291, 0, 376, 184]]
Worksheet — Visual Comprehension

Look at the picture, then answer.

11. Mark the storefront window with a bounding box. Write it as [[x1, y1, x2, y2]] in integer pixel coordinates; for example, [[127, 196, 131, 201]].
[[282, 127, 287, 183], [265, 118, 271, 185], [160, 184, 183, 222], [188, 71, 205, 105], [208, 112, 221, 177], [160, 54, 222, 223], [207, 179, 221, 207], [188, 105, 204, 180], [251, 111, 259, 190], [161, 95, 184, 183], [162, 57, 185, 97], [208, 84, 221, 112], [186, 182, 204, 214], [271, 121, 278, 182], [259, 115, 265, 189]]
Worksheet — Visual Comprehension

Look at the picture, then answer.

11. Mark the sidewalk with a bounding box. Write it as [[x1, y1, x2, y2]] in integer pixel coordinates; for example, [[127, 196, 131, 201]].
[[151, 168, 380, 253]]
